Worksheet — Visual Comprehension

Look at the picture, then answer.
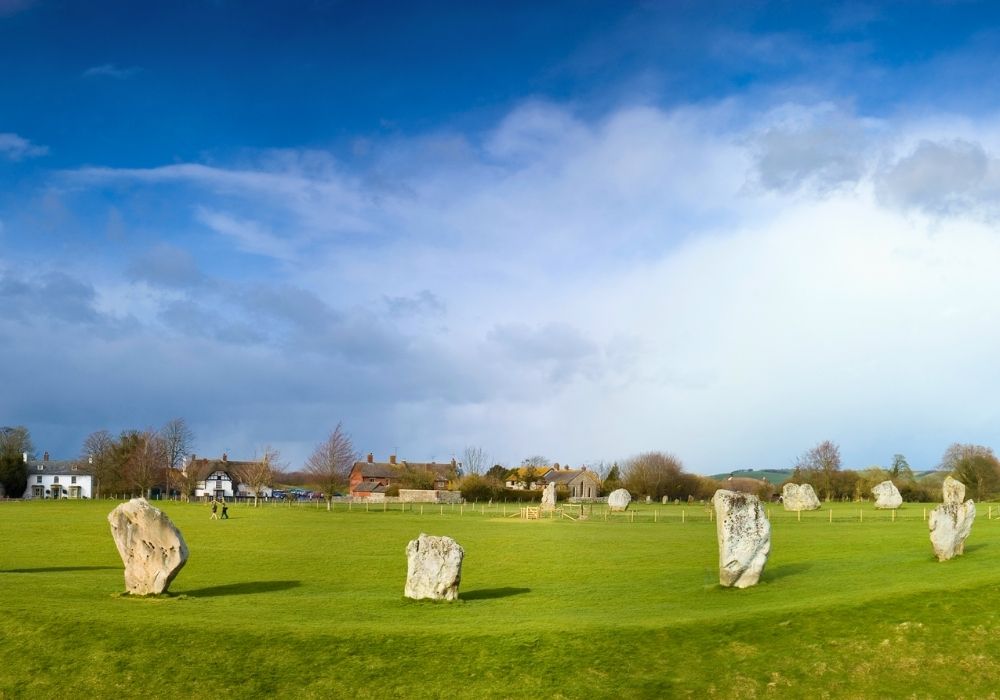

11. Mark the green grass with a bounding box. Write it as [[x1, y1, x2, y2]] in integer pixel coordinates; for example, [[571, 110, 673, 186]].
[[3, 500, 1000, 698]]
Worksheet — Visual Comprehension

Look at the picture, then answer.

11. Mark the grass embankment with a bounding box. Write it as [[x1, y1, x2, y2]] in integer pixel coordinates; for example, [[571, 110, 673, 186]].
[[2, 500, 1000, 698]]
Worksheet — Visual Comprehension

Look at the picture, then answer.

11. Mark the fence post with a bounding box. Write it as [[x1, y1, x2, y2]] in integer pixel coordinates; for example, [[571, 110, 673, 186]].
[[797, 508, 801, 522], [892, 509, 895, 522], [860, 509, 863, 523], [654, 510, 658, 523], [421, 505, 424, 515], [682, 509, 685, 523], [829, 509, 832, 523]]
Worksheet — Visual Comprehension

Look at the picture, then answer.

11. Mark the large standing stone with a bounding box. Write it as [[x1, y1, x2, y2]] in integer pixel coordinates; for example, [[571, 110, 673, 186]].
[[713, 489, 771, 588], [929, 500, 976, 561], [607, 488, 631, 512], [541, 482, 556, 511], [872, 480, 902, 509], [781, 483, 821, 511], [107, 498, 188, 595], [942, 476, 966, 506], [404, 533, 464, 601]]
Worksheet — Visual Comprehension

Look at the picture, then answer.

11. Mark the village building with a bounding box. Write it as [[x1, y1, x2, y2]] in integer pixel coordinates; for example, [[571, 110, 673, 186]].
[[543, 465, 602, 500], [348, 454, 456, 498], [504, 466, 553, 490], [186, 453, 266, 500], [22, 452, 94, 499]]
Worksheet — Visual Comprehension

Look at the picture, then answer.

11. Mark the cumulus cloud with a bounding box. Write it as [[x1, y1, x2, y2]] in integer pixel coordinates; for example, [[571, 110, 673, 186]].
[[0, 132, 48, 161], [31, 98, 1000, 470]]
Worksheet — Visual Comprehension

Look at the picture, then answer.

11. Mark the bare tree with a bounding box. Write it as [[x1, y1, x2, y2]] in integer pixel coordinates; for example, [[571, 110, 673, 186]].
[[461, 446, 489, 476], [240, 446, 283, 507], [305, 423, 357, 510], [120, 430, 167, 499], [795, 440, 842, 501], [160, 418, 194, 499], [940, 443, 1000, 498], [81, 430, 116, 498], [622, 451, 695, 500]]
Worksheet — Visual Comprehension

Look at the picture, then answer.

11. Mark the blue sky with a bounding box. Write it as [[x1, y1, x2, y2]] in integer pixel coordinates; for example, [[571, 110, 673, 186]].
[[5, 0, 1000, 473]]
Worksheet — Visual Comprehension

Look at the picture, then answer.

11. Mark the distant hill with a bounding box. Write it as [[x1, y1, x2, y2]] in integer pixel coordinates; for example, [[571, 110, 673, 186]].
[[710, 468, 793, 485]]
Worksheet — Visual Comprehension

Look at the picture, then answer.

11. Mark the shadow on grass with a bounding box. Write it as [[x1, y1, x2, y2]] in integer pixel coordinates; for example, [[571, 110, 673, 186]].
[[182, 580, 302, 598], [963, 543, 988, 554], [763, 562, 813, 582], [460, 587, 531, 601], [3, 566, 119, 573]]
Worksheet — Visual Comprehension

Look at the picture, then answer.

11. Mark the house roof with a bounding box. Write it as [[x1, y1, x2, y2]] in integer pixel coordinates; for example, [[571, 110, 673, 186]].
[[187, 457, 256, 476], [26, 460, 92, 476], [507, 466, 553, 480], [544, 469, 601, 486], [352, 461, 454, 479], [353, 481, 387, 493]]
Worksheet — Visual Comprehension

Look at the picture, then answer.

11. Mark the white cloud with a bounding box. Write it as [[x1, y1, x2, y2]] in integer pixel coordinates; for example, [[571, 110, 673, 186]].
[[82, 63, 142, 79], [0, 132, 47, 160], [43, 99, 1000, 470]]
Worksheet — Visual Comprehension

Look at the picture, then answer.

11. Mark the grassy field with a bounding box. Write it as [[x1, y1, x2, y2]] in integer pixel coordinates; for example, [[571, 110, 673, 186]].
[[2, 499, 1000, 699]]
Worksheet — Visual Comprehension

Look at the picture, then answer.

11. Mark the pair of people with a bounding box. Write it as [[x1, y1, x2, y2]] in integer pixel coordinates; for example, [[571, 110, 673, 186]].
[[209, 499, 229, 520]]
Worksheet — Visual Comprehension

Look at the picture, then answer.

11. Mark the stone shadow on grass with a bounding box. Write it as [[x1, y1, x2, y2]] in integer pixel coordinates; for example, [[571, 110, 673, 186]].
[[762, 562, 813, 582], [4, 566, 119, 573], [963, 543, 987, 554], [460, 587, 531, 601], [182, 580, 302, 598]]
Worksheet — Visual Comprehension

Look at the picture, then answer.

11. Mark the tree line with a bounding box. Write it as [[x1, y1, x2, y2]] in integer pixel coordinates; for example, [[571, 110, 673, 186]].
[[4, 421, 999, 504]]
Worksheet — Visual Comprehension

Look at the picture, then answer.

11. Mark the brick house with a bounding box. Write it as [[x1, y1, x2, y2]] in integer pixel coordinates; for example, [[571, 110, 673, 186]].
[[348, 454, 455, 497]]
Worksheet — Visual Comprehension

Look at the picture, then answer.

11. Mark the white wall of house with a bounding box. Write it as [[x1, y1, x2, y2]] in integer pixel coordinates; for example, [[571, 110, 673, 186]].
[[237, 483, 273, 498], [23, 473, 93, 499], [194, 470, 235, 498]]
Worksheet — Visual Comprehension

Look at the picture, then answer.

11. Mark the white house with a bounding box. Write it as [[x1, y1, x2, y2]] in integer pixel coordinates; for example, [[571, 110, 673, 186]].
[[22, 452, 94, 499], [194, 468, 237, 499]]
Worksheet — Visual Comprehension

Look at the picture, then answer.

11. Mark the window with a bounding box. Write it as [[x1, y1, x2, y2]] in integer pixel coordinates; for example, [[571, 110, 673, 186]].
[[71, 476, 77, 484], [36, 476, 42, 483], [53, 476, 59, 484]]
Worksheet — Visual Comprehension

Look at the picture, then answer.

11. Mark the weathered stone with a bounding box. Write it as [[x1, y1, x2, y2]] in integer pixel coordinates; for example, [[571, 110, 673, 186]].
[[781, 483, 821, 511], [713, 489, 771, 588], [404, 533, 463, 601], [872, 480, 902, 509], [107, 498, 188, 595], [929, 500, 976, 561], [541, 482, 556, 511], [942, 476, 966, 506], [607, 488, 631, 512]]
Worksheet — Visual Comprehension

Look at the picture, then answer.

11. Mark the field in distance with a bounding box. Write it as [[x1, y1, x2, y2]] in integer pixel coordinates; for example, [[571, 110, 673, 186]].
[[2, 499, 1000, 698]]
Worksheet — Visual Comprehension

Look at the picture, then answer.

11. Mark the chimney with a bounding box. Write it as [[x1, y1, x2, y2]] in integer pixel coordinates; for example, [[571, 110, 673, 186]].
[[43, 451, 49, 462], [581, 466, 587, 471], [222, 453, 228, 462], [367, 452, 374, 463], [389, 454, 397, 465], [554, 462, 560, 470], [451, 457, 457, 468]]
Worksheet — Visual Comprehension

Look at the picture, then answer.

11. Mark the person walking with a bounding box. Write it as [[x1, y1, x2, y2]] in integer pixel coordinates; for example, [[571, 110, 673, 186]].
[[210, 499, 219, 520], [221, 502, 229, 519]]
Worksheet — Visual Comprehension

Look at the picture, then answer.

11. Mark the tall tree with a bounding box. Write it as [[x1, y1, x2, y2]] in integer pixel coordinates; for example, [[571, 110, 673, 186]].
[[795, 440, 842, 501], [0, 426, 33, 498], [160, 418, 194, 499], [240, 446, 283, 507], [81, 430, 117, 497], [305, 423, 357, 510], [117, 430, 167, 499], [622, 451, 690, 500], [461, 446, 489, 476]]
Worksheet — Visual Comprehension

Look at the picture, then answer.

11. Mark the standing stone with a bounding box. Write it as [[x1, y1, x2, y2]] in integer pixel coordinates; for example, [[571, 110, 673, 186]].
[[713, 489, 771, 588], [929, 500, 976, 561], [942, 476, 966, 506], [929, 477, 975, 561], [107, 498, 188, 595], [540, 482, 556, 511], [872, 480, 903, 509], [607, 488, 631, 512], [781, 483, 821, 511], [404, 533, 464, 601]]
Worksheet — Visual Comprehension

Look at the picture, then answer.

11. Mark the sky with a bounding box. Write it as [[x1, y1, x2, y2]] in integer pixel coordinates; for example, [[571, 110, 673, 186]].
[[4, 0, 1000, 473]]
